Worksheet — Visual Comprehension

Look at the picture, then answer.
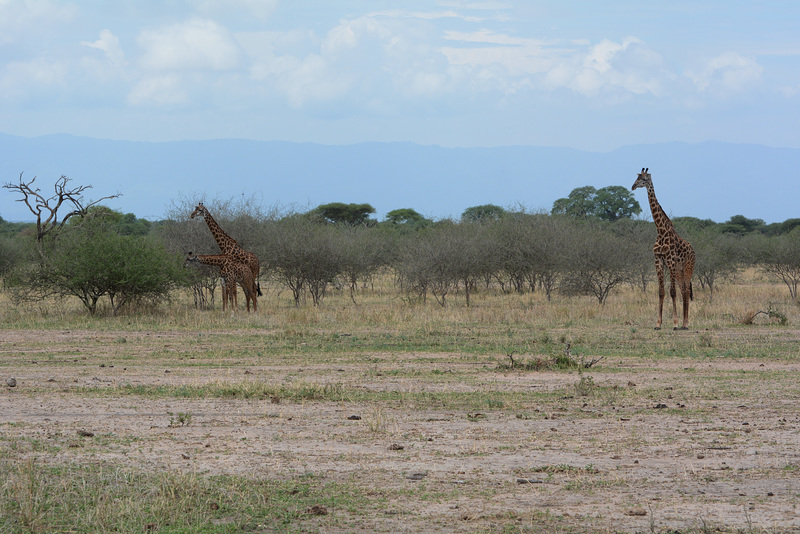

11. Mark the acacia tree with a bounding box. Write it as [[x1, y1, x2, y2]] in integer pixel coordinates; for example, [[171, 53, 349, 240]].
[[261, 216, 342, 306], [16, 217, 185, 315], [687, 228, 740, 302], [336, 227, 390, 303], [561, 224, 638, 304], [461, 204, 506, 223], [3, 174, 120, 243], [384, 208, 431, 230], [761, 229, 800, 300], [552, 185, 641, 221], [312, 202, 376, 226]]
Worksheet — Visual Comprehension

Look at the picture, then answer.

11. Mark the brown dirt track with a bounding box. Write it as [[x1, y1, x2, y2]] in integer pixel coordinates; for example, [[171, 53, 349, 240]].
[[2, 327, 800, 533]]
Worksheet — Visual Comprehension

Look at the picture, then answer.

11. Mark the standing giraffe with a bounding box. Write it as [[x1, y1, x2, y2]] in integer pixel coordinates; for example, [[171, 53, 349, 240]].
[[632, 168, 695, 330], [190, 203, 262, 296], [185, 253, 258, 312]]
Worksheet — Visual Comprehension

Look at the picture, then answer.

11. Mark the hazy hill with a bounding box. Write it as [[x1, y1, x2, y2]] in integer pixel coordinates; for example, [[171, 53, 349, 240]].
[[0, 133, 796, 223]]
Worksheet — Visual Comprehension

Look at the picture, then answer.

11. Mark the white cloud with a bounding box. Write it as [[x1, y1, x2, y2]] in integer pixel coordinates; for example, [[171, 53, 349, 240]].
[[0, 57, 68, 100], [542, 37, 670, 97], [251, 14, 456, 109], [127, 75, 188, 106], [138, 18, 241, 72], [82, 29, 125, 66], [0, 0, 78, 44], [688, 52, 763, 94], [442, 30, 559, 77]]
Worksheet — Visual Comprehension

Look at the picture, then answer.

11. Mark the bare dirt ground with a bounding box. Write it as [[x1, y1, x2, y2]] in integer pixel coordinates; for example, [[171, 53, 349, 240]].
[[2, 328, 800, 533]]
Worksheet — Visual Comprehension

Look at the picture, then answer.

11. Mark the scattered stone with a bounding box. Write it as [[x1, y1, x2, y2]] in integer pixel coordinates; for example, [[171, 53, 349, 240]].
[[181, 453, 190, 460], [406, 472, 427, 480], [389, 443, 404, 450], [516, 478, 544, 484], [654, 403, 668, 409], [77, 429, 94, 438], [306, 505, 328, 516], [209, 502, 219, 510], [697, 454, 705, 459], [347, 415, 361, 420], [270, 396, 280, 404], [6, 377, 16, 388]]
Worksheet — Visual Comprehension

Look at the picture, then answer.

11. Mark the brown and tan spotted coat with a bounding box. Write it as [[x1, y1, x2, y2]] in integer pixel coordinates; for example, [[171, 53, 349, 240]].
[[184, 253, 258, 312], [632, 168, 695, 330], [190, 203, 262, 296]]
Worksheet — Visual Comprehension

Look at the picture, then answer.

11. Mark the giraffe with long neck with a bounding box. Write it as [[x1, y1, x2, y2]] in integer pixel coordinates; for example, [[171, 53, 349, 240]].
[[632, 168, 695, 330], [190, 203, 262, 296], [185, 252, 258, 312]]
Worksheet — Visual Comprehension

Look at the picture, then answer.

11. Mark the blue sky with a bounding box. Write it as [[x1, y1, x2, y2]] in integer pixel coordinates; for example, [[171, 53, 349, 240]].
[[1, 1, 799, 151]]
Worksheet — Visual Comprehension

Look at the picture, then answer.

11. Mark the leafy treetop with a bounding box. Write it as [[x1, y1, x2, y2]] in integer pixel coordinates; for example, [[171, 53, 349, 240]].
[[552, 185, 641, 221]]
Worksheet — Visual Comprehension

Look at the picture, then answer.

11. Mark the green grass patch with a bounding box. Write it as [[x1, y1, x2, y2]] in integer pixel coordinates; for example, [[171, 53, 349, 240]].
[[0, 458, 374, 534]]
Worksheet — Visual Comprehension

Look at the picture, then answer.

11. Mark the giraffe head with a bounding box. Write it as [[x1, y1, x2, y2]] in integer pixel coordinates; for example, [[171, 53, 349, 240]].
[[184, 251, 199, 267], [190, 203, 208, 220], [631, 168, 651, 191]]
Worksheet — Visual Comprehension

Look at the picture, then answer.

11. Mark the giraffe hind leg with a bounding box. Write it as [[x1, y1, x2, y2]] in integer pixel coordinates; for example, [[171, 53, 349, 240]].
[[669, 273, 679, 330], [655, 259, 665, 330]]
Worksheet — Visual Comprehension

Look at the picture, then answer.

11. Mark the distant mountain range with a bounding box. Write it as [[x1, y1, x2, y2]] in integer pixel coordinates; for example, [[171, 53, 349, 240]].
[[1, 133, 796, 223]]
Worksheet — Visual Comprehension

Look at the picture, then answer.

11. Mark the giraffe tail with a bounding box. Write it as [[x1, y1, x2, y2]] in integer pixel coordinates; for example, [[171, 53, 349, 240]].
[[257, 281, 263, 297], [689, 282, 694, 301]]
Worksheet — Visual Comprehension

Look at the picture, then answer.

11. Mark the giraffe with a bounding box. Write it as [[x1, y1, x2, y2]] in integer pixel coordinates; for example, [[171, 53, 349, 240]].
[[632, 168, 695, 330], [190, 203, 262, 296], [185, 252, 258, 312], [184, 252, 238, 310]]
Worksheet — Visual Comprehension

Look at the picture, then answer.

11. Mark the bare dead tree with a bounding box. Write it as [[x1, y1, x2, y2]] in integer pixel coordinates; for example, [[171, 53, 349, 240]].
[[3, 173, 121, 242]]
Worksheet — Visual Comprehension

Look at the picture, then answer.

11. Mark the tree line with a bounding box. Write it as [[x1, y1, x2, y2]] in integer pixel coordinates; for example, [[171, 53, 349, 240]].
[[2, 178, 799, 314]]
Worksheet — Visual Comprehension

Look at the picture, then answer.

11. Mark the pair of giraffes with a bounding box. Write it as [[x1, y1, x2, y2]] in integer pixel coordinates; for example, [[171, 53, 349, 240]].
[[185, 203, 262, 312]]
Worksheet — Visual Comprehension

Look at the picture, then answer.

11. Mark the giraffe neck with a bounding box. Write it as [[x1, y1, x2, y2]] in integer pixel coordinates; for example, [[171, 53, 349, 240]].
[[201, 210, 239, 255], [646, 183, 674, 236], [194, 254, 228, 268]]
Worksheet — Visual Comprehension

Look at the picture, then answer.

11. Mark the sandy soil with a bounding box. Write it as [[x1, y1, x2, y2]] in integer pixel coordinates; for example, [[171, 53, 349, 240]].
[[2, 328, 800, 532]]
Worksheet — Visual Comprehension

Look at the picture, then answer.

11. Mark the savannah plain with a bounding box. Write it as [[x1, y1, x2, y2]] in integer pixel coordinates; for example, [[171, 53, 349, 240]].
[[1, 274, 799, 533]]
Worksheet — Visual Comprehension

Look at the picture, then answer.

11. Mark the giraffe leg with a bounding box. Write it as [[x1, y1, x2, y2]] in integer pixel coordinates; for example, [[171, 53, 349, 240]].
[[248, 282, 258, 313], [242, 282, 251, 312], [679, 267, 692, 330], [682, 260, 694, 330], [680, 279, 691, 329], [655, 259, 665, 330], [669, 271, 679, 330]]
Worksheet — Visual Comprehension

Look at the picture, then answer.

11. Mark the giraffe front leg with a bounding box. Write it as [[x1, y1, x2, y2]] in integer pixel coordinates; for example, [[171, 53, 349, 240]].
[[655, 259, 665, 330]]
